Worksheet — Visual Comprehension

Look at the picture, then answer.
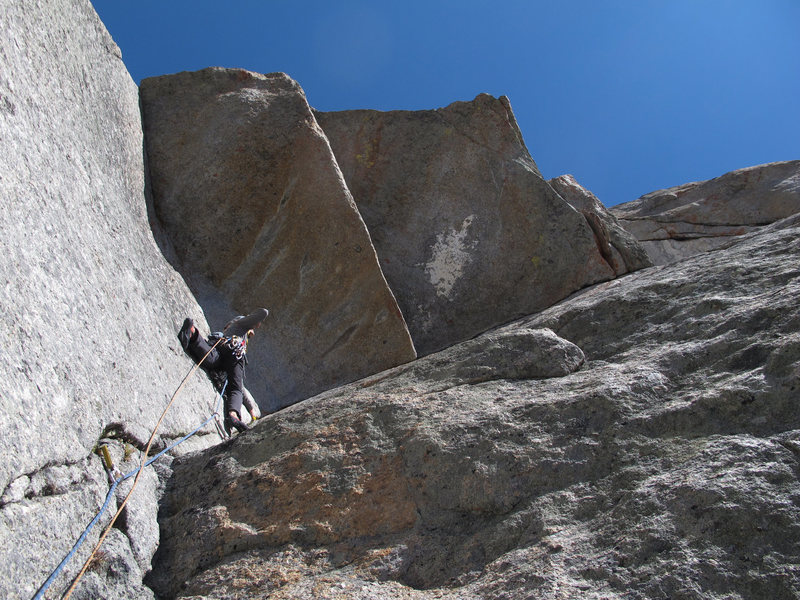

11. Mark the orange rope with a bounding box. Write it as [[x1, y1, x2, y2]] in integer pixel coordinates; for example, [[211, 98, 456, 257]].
[[61, 337, 223, 600]]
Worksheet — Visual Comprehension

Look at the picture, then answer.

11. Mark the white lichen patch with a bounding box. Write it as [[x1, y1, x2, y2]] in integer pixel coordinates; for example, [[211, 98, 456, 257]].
[[424, 215, 478, 298]]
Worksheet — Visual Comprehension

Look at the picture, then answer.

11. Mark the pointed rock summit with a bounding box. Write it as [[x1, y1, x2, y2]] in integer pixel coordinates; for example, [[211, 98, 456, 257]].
[[316, 96, 620, 355], [140, 68, 417, 410]]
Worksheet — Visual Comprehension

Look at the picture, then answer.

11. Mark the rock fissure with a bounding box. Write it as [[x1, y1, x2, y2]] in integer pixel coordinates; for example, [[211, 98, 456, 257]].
[[100, 422, 150, 451], [581, 210, 617, 271], [620, 217, 771, 228], [0, 455, 100, 507]]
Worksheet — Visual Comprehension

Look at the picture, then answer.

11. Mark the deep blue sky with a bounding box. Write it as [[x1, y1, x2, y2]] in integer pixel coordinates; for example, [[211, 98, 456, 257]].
[[91, 0, 799, 207]]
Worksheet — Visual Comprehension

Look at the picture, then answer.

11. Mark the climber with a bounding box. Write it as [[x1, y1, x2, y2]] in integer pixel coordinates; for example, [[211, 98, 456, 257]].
[[177, 308, 269, 435]]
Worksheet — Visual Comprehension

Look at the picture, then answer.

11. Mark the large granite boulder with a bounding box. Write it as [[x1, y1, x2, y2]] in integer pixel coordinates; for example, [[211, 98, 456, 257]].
[[141, 68, 416, 409], [140, 69, 416, 412], [316, 96, 616, 355], [0, 1, 217, 598], [148, 213, 800, 599], [548, 174, 652, 275], [611, 160, 800, 264]]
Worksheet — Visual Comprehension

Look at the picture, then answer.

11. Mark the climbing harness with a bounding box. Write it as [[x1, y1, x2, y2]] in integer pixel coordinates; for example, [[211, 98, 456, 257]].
[[33, 337, 227, 600], [209, 330, 251, 361]]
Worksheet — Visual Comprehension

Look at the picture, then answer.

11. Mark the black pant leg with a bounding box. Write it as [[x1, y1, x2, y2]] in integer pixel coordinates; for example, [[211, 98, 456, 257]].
[[220, 346, 245, 418], [188, 335, 222, 370]]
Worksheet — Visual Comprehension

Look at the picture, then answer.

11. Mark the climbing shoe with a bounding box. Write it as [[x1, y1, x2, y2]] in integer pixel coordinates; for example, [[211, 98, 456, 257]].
[[177, 318, 195, 351], [224, 412, 249, 435], [224, 308, 269, 337]]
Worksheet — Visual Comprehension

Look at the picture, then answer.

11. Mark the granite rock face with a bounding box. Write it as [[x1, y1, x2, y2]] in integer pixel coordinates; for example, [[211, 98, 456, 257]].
[[611, 160, 800, 264], [0, 1, 218, 598], [549, 174, 652, 275], [140, 69, 416, 412], [316, 96, 616, 355], [148, 214, 800, 598]]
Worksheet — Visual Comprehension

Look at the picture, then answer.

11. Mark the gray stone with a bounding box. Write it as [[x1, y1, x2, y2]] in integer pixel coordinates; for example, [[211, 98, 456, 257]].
[[70, 529, 156, 600], [0, 1, 219, 598], [316, 95, 616, 355], [548, 174, 652, 275], [114, 463, 161, 571], [0, 457, 106, 599], [628, 235, 738, 267], [149, 215, 800, 599], [140, 68, 416, 412], [360, 326, 585, 393], [611, 160, 800, 264]]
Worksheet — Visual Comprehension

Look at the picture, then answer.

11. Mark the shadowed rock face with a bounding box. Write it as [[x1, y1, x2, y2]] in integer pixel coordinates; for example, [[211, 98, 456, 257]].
[[316, 96, 616, 356], [148, 216, 800, 599], [140, 68, 416, 411], [610, 160, 800, 265], [0, 1, 215, 598]]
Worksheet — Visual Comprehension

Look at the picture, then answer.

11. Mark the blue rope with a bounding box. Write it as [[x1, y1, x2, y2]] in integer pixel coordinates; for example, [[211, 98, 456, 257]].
[[32, 381, 227, 600], [32, 479, 121, 600]]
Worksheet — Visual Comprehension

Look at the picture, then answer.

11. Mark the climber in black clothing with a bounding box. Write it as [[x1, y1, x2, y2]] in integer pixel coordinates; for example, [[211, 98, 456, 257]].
[[177, 308, 268, 434]]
